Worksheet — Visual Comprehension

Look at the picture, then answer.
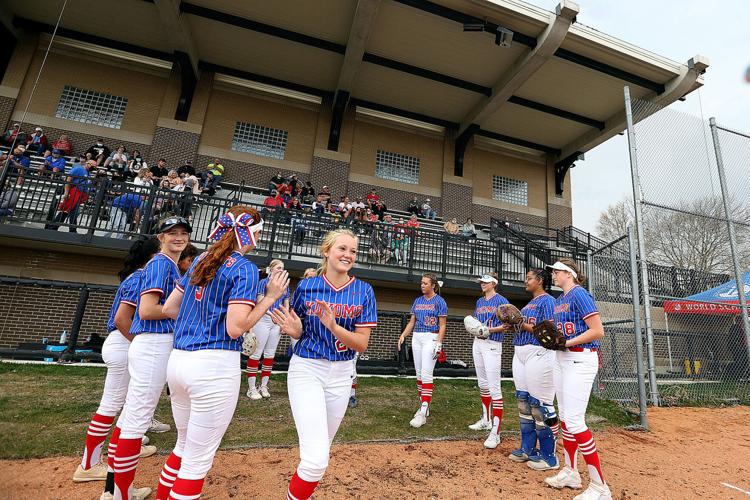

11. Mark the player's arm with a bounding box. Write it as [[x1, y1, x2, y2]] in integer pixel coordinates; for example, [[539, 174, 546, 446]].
[[113, 303, 136, 341], [397, 314, 417, 348], [229, 270, 289, 339], [566, 313, 604, 347], [140, 291, 171, 320], [436, 316, 447, 343], [162, 287, 184, 319], [312, 300, 372, 352]]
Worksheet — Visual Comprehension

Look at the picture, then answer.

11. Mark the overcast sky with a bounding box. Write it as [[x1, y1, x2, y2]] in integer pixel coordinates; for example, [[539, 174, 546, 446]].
[[531, 0, 750, 235]]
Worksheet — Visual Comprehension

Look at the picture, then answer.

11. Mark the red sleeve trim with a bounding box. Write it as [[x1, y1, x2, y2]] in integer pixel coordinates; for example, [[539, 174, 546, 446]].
[[355, 322, 377, 328], [175, 284, 185, 293], [582, 311, 600, 320], [140, 288, 164, 297], [120, 300, 137, 307], [229, 299, 256, 306]]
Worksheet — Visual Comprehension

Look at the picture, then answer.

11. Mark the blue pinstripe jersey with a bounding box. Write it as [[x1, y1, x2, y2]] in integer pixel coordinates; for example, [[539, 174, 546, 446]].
[[172, 252, 258, 351], [258, 276, 289, 315], [554, 285, 600, 349], [292, 275, 377, 361], [411, 294, 448, 333], [475, 293, 508, 342], [516, 293, 555, 346], [106, 269, 144, 333], [130, 253, 181, 335]]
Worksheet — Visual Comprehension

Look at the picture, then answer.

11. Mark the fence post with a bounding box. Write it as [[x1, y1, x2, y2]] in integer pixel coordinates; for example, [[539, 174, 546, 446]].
[[624, 85, 659, 406], [85, 178, 109, 242], [407, 230, 415, 280], [139, 185, 156, 235], [60, 284, 90, 363], [440, 233, 448, 278], [586, 250, 594, 295], [266, 209, 279, 258], [627, 224, 649, 429], [709, 117, 750, 371]]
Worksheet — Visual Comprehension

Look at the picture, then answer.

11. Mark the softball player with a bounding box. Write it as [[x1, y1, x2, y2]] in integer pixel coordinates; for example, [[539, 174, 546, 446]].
[[468, 273, 508, 449], [397, 274, 447, 428], [510, 269, 558, 471], [270, 228, 377, 500], [155, 206, 288, 500], [287, 268, 318, 354], [544, 259, 611, 500], [74, 238, 159, 499], [112, 216, 191, 500], [246, 259, 289, 400]]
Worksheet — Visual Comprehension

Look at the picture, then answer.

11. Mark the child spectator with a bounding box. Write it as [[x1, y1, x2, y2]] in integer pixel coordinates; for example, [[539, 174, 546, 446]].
[[51, 134, 72, 156], [128, 150, 147, 180], [366, 188, 379, 206], [45, 160, 95, 232], [288, 196, 303, 211]]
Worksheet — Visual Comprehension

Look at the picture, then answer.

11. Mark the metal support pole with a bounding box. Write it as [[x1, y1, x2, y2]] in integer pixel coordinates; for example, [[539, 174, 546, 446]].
[[664, 312, 674, 373], [624, 86, 659, 406], [586, 250, 594, 295], [628, 224, 649, 429], [60, 284, 90, 363], [709, 117, 750, 370]]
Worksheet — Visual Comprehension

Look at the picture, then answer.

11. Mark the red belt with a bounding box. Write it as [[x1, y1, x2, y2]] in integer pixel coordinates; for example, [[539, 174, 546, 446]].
[[568, 347, 598, 352]]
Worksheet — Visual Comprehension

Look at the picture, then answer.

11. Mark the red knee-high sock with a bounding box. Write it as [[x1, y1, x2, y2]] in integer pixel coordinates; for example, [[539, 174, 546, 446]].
[[287, 471, 318, 500], [82, 413, 115, 469], [113, 437, 142, 499], [168, 477, 204, 500], [155, 451, 182, 499], [107, 426, 121, 472], [480, 389, 491, 421], [416, 379, 422, 400], [350, 382, 357, 397], [247, 358, 260, 385], [420, 383, 433, 405], [560, 422, 578, 469], [491, 398, 503, 433], [550, 422, 560, 439], [260, 358, 274, 387], [574, 428, 605, 484]]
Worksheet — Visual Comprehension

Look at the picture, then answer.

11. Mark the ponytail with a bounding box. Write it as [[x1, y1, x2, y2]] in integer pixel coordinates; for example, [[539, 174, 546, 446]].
[[118, 237, 160, 282]]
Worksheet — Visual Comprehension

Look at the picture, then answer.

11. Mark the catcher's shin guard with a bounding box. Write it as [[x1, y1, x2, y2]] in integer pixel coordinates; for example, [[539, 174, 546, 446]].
[[516, 391, 537, 454], [530, 396, 558, 464]]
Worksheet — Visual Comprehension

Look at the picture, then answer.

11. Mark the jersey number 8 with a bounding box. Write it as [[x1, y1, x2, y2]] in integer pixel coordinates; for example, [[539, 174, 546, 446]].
[[556, 322, 576, 336]]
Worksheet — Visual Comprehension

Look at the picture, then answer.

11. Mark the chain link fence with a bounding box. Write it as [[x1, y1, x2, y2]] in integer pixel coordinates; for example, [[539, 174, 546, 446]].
[[591, 88, 750, 410]]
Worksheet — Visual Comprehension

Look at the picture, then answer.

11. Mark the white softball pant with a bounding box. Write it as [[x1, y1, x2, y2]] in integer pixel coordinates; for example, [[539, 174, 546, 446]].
[[118, 333, 173, 439], [250, 314, 282, 359], [554, 350, 598, 434], [96, 330, 131, 417], [513, 344, 555, 405], [287, 355, 353, 482], [472, 337, 503, 400], [167, 349, 240, 479], [412, 332, 438, 384]]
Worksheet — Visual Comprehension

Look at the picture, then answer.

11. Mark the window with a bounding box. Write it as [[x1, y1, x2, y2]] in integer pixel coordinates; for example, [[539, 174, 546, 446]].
[[231, 122, 288, 160], [55, 85, 128, 129], [375, 150, 420, 184], [492, 176, 528, 206]]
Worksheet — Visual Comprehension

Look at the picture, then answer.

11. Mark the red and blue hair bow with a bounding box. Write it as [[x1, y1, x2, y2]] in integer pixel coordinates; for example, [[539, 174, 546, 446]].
[[208, 211, 264, 248]]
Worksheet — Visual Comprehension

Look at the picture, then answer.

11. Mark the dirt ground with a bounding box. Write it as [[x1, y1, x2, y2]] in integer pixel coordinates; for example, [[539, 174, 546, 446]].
[[1, 406, 748, 499]]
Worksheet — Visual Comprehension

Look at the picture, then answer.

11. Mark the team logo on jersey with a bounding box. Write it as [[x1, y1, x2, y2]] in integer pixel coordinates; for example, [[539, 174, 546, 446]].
[[195, 286, 204, 301], [305, 301, 363, 318], [554, 303, 571, 313], [476, 305, 496, 315], [414, 304, 436, 311]]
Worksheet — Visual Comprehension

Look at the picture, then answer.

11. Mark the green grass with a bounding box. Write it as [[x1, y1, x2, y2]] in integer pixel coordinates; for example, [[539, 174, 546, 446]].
[[0, 362, 635, 459]]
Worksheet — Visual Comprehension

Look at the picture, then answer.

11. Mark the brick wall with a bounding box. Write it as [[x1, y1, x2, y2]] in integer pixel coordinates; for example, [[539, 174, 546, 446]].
[[548, 202, 573, 229], [194, 154, 310, 188], [0, 248, 122, 281], [0, 95, 15, 131], [148, 126, 201, 168], [441, 182, 473, 222], [310, 155, 349, 200], [471, 203, 548, 227], [349, 181, 441, 216]]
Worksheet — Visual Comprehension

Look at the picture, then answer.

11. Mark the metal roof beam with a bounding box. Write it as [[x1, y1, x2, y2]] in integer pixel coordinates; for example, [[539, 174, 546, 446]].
[[476, 129, 560, 156], [557, 55, 709, 161], [199, 61, 334, 99], [459, 1, 578, 135], [154, 0, 199, 75]]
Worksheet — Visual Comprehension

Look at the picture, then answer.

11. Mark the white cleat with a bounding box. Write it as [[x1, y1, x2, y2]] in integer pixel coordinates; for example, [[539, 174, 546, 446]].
[[468, 419, 492, 431], [573, 481, 613, 500], [141, 435, 150, 445], [148, 418, 170, 433], [409, 411, 427, 428], [73, 461, 107, 482], [139, 445, 157, 459], [100, 486, 152, 500], [527, 457, 560, 471], [247, 387, 262, 400], [259, 386, 271, 398], [483, 433, 501, 449], [544, 466, 582, 490]]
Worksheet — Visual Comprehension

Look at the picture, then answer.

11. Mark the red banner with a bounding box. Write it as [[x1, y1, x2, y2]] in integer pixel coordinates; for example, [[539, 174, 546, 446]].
[[663, 300, 742, 315]]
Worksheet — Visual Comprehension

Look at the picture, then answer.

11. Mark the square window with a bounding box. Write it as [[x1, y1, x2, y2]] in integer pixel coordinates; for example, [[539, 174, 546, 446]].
[[55, 85, 127, 129], [375, 150, 420, 184], [231, 122, 288, 160], [492, 176, 528, 206]]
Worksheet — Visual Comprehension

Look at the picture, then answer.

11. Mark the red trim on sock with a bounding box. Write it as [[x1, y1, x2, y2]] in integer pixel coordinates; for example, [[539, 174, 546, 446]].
[[417, 379, 423, 398], [261, 358, 274, 378], [491, 399, 503, 424], [574, 428, 605, 484], [113, 437, 142, 498], [288, 471, 318, 500], [560, 422, 579, 469], [155, 452, 182, 500], [82, 413, 115, 469], [420, 383, 434, 404], [107, 426, 121, 471], [168, 477, 204, 499], [480, 395, 492, 418], [246, 358, 260, 378]]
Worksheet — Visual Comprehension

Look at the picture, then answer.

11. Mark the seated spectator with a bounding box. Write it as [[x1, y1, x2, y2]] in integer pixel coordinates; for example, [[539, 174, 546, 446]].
[[365, 208, 379, 223], [277, 180, 292, 203], [444, 217, 460, 236], [150, 158, 169, 182], [372, 199, 388, 221], [287, 173, 301, 193], [421, 198, 437, 220], [7, 146, 30, 178], [51, 134, 72, 156], [104, 145, 129, 180], [351, 196, 366, 211], [86, 138, 111, 166], [328, 202, 342, 225], [366, 188, 379, 207], [166, 169, 182, 189], [127, 150, 147, 180], [406, 214, 421, 236], [319, 185, 331, 203], [134, 168, 153, 186], [181, 175, 201, 195], [338, 196, 353, 220], [199, 172, 216, 196], [312, 194, 327, 215], [177, 159, 196, 178], [25, 127, 48, 155], [1, 123, 26, 147], [268, 171, 284, 194], [263, 189, 284, 214], [206, 158, 224, 187], [461, 218, 477, 239], [407, 196, 420, 216], [43, 149, 67, 175], [0, 177, 24, 217], [105, 192, 142, 238], [300, 180, 315, 200], [288, 196, 303, 211]]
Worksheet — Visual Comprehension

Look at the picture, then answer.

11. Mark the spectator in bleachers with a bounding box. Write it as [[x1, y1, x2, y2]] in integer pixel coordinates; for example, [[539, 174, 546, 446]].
[[0, 176, 23, 217], [25, 127, 48, 155], [365, 208, 379, 223], [199, 171, 216, 196], [134, 168, 153, 186], [262, 189, 284, 217], [43, 149, 67, 175], [319, 185, 331, 203], [351, 196, 366, 212], [443, 217, 460, 236], [461, 218, 477, 240], [177, 159, 195, 178], [421, 198, 437, 220], [301, 180, 315, 199], [406, 213, 421, 234], [166, 169, 182, 189], [338, 196, 353, 220], [45, 160, 95, 232], [277, 180, 292, 203], [288, 196, 303, 211], [312, 194, 327, 215], [182, 174, 201, 195], [369, 222, 391, 264], [392, 217, 409, 265], [373, 199, 388, 221], [268, 171, 284, 193], [172, 178, 197, 221], [104, 145, 129, 180], [287, 173, 301, 193], [1, 123, 26, 147], [291, 208, 307, 246], [105, 191, 143, 238], [50, 134, 72, 156], [7, 146, 30, 178], [85, 138, 110, 166], [204, 158, 224, 188], [366, 188, 379, 207], [150, 158, 169, 183], [407, 196, 420, 216], [127, 150, 147, 180]]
